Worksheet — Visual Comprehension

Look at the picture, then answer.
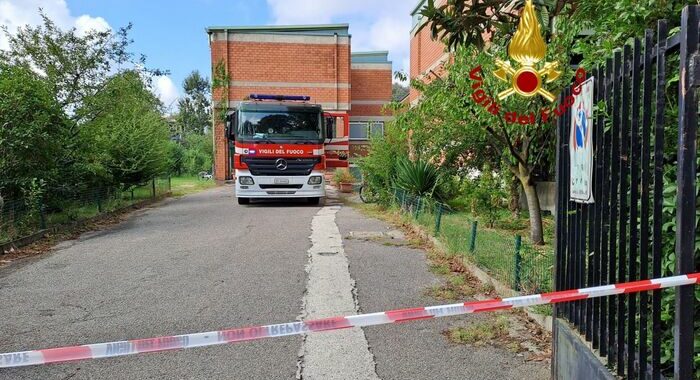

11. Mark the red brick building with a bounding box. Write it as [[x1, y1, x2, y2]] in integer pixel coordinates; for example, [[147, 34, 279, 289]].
[[409, 0, 450, 105], [206, 24, 392, 181]]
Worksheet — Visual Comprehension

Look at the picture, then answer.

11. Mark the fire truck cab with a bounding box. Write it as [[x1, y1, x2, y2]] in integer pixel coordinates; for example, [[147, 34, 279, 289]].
[[226, 94, 347, 205]]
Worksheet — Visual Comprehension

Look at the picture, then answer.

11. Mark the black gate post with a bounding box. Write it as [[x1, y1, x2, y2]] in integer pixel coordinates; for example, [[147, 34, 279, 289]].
[[552, 89, 564, 380], [674, 6, 698, 379]]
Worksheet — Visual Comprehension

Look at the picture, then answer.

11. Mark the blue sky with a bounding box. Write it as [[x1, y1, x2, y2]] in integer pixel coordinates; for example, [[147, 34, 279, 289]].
[[0, 0, 415, 111]]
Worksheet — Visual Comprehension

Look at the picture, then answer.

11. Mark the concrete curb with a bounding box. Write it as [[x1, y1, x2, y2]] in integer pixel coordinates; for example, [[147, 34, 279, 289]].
[[398, 214, 553, 333]]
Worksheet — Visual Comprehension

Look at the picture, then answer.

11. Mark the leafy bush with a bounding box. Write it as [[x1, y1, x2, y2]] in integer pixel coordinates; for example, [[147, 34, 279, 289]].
[[85, 71, 170, 188], [653, 163, 700, 372], [0, 63, 69, 200], [357, 122, 408, 204], [0, 14, 172, 201], [437, 175, 462, 202], [333, 169, 355, 185], [460, 165, 507, 228], [168, 142, 186, 175], [182, 133, 213, 174]]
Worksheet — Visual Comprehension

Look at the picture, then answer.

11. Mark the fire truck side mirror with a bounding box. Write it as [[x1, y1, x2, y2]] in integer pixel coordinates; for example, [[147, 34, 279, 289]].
[[325, 116, 335, 140], [226, 112, 237, 141]]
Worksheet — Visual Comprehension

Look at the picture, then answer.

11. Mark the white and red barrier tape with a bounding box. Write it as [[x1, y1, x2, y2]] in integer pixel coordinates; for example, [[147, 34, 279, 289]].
[[1, 273, 698, 368]]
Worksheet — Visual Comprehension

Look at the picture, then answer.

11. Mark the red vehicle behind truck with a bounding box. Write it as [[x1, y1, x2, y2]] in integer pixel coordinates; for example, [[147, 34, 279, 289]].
[[226, 94, 349, 205]]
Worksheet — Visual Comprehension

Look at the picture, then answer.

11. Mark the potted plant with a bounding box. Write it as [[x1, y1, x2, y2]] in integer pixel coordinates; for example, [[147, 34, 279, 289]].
[[333, 169, 356, 193]]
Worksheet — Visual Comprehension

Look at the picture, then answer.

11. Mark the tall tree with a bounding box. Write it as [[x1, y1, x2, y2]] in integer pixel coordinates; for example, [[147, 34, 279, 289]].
[[0, 11, 168, 193], [418, 0, 570, 50], [83, 71, 170, 187], [0, 63, 67, 199], [176, 71, 211, 135], [412, 0, 578, 244], [0, 11, 165, 124]]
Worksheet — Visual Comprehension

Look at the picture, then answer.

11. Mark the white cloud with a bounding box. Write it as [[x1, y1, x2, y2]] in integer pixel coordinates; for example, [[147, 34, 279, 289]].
[[74, 14, 110, 36], [153, 76, 180, 110], [266, 0, 414, 83], [0, 0, 111, 49], [266, 0, 364, 24]]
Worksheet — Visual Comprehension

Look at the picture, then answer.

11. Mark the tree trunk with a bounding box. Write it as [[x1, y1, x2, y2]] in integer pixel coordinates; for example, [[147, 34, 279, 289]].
[[516, 168, 544, 245], [508, 174, 520, 217]]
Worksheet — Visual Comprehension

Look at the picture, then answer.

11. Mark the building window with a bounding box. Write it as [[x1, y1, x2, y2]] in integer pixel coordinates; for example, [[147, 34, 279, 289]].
[[334, 116, 346, 138], [350, 122, 368, 140], [350, 121, 384, 141], [370, 122, 384, 137]]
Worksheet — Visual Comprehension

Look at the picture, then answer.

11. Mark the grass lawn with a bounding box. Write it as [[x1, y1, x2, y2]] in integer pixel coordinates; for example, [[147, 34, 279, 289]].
[[170, 176, 218, 197], [388, 195, 555, 293], [438, 211, 554, 292]]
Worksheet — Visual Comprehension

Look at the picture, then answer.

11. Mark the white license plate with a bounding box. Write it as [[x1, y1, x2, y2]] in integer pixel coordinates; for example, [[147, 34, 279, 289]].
[[274, 178, 290, 184]]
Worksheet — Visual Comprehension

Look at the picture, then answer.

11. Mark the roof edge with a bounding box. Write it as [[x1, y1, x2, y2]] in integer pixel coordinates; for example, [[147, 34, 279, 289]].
[[351, 51, 390, 56], [351, 50, 391, 64], [206, 23, 350, 33], [410, 0, 427, 16]]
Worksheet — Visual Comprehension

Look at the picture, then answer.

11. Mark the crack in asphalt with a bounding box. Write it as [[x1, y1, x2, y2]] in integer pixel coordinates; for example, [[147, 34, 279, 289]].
[[296, 206, 380, 380]]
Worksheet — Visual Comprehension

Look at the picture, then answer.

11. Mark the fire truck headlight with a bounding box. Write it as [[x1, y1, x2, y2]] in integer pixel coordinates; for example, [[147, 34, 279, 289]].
[[308, 176, 323, 185], [239, 176, 255, 185]]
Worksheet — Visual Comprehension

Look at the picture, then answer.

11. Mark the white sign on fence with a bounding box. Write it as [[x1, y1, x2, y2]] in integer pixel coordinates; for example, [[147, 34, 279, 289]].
[[569, 77, 595, 203]]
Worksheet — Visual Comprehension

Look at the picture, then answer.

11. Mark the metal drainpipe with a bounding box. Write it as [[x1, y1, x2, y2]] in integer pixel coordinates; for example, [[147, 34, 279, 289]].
[[335, 33, 339, 110], [208, 31, 217, 180], [225, 28, 231, 180]]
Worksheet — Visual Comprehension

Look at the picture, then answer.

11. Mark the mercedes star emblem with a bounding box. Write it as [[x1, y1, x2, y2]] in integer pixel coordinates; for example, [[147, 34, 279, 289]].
[[275, 158, 288, 171]]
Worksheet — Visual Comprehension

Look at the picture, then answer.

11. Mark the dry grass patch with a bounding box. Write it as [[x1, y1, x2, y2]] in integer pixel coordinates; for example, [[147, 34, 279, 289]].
[[446, 316, 510, 346]]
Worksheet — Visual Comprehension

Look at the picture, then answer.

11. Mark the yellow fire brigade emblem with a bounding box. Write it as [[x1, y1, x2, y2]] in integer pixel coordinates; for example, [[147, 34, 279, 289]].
[[493, 0, 560, 102]]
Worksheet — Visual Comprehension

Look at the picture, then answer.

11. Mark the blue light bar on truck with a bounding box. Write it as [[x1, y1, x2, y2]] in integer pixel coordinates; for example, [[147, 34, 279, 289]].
[[249, 94, 310, 101]]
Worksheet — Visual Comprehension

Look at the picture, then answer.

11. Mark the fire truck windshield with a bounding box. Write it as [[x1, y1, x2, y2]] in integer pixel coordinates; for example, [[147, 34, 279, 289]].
[[238, 111, 322, 143]]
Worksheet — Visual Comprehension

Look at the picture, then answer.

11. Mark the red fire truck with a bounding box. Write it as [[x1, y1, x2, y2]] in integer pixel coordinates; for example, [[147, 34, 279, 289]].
[[226, 94, 349, 205]]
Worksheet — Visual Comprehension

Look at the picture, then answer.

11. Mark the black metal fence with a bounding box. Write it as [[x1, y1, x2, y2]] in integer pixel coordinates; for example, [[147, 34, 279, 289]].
[[554, 6, 698, 379], [0, 177, 171, 249]]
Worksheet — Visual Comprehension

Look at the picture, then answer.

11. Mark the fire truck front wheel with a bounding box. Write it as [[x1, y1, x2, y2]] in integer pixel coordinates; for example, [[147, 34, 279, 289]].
[[237, 197, 250, 205]]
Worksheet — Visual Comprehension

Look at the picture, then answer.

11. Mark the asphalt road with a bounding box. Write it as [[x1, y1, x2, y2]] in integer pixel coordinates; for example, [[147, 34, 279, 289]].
[[337, 207, 549, 380], [0, 186, 548, 379]]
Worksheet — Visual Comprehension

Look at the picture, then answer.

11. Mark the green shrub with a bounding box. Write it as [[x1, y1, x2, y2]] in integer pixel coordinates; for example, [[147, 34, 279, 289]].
[[333, 169, 355, 185], [357, 123, 408, 204], [182, 134, 213, 174], [459, 165, 507, 228], [437, 175, 462, 202], [83, 71, 171, 188], [0, 63, 68, 200], [168, 141, 186, 175], [394, 159, 442, 198], [168, 134, 213, 176]]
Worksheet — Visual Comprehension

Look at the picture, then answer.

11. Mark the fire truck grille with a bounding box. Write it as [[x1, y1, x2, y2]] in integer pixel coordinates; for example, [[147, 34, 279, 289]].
[[242, 157, 320, 176], [259, 184, 304, 189]]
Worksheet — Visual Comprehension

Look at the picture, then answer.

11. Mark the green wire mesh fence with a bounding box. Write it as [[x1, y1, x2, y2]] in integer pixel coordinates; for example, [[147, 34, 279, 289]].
[[392, 189, 554, 293], [0, 177, 171, 247]]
